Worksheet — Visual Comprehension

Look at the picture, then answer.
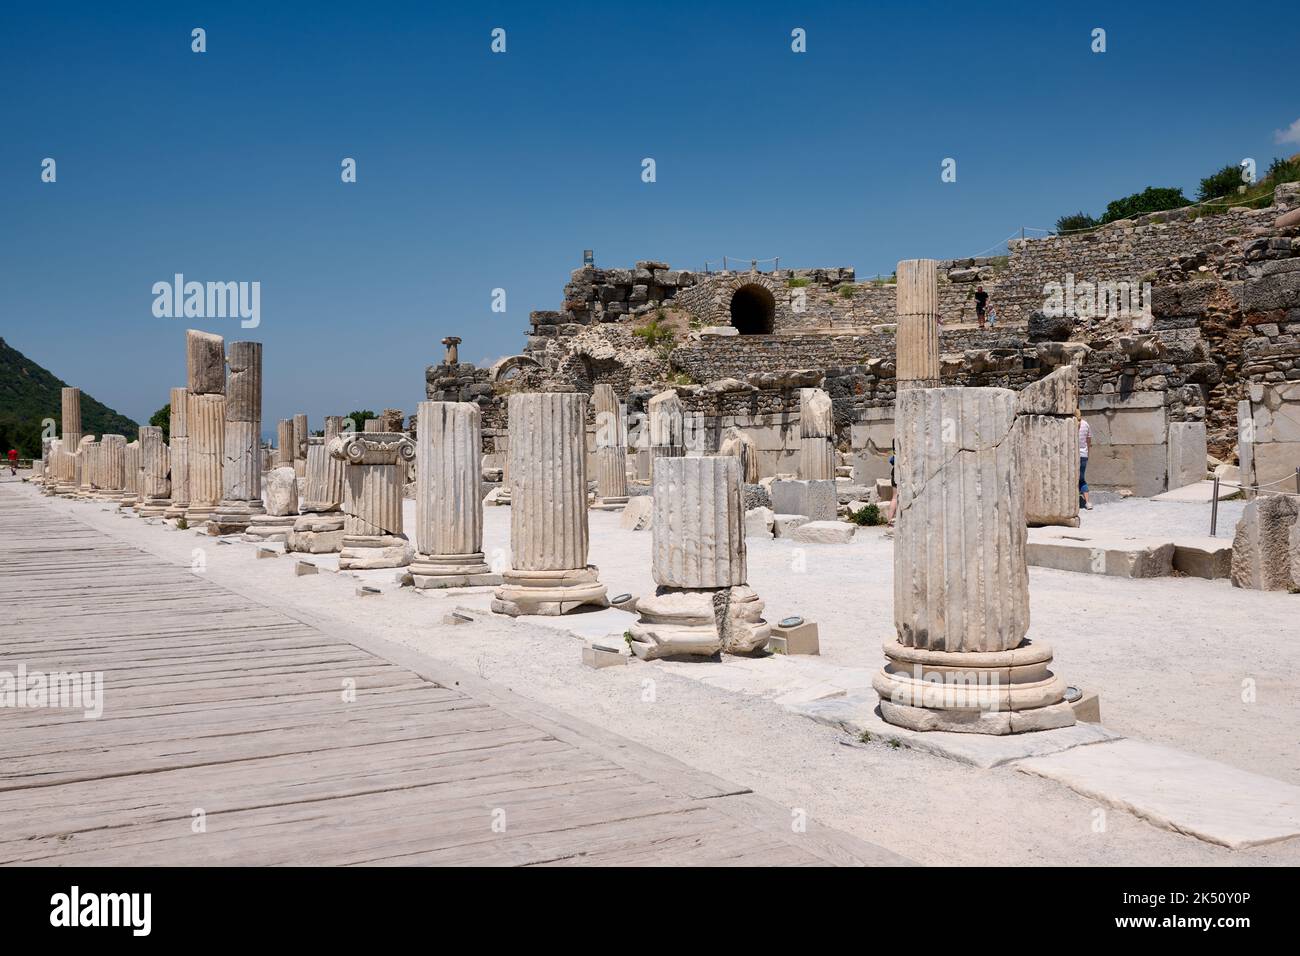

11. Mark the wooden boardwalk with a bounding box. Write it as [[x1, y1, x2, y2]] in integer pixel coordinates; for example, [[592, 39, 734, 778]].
[[0, 483, 901, 866]]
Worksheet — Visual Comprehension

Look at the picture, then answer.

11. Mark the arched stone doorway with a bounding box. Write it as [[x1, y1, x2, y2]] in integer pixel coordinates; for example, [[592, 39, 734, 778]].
[[729, 283, 776, 335]]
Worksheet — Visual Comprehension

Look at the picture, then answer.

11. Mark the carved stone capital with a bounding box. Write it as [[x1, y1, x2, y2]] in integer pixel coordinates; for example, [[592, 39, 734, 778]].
[[328, 432, 415, 466]]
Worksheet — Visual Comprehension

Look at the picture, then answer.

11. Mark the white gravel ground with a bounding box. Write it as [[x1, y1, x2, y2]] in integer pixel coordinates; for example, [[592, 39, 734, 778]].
[[20, 479, 1300, 866]]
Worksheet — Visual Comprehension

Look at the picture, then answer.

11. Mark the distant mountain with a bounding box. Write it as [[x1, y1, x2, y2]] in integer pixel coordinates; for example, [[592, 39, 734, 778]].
[[0, 337, 138, 458]]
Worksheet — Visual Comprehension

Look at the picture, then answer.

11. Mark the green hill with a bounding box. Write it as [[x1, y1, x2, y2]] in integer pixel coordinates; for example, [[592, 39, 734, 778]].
[[0, 337, 138, 458]]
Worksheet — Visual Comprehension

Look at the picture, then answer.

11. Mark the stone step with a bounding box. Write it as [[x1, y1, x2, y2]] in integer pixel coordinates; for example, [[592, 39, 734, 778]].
[[1151, 479, 1236, 503], [1014, 739, 1300, 849]]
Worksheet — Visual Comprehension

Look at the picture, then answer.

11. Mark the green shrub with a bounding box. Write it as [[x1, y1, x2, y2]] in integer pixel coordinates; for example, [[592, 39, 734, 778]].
[[149, 404, 171, 443], [633, 318, 675, 349], [848, 503, 885, 526], [1267, 155, 1300, 188], [347, 410, 377, 433], [837, 283, 858, 299], [1100, 186, 1188, 224], [1198, 163, 1247, 201], [1055, 212, 1097, 233], [787, 276, 811, 288]]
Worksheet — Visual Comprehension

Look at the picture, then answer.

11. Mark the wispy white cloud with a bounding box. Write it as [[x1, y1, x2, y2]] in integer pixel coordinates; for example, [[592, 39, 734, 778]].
[[1275, 117, 1300, 145]]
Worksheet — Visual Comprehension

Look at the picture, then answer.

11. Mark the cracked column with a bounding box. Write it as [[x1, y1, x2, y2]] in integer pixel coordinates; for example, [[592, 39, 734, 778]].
[[288, 416, 348, 553], [209, 341, 263, 534], [137, 425, 172, 517], [164, 387, 191, 519], [592, 384, 629, 509], [647, 388, 685, 476], [56, 387, 82, 495], [629, 456, 769, 660], [798, 387, 835, 480], [185, 330, 226, 524], [492, 392, 608, 616], [329, 430, 415, 569], [410, 401, 500, 588], [895, 258, 941, 387]]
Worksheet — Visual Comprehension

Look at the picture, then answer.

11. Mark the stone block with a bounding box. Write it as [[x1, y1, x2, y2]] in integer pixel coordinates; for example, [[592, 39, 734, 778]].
[[768, 620, 820, 655], [1166, 422, 1208, 491], [1231, 496, 1298, 590], [1017, 415, 1079, 525], [1084, 404, 1167, 446], [875, 478, 894, 501], [1068, 690, 1102, 724], [790, 520, 856, 544], [582, 643, 628, 669], [770, 478, 838, 520], [1171, 537, 1233, 580], [620, 495, 653, 531], [744, 506, 774, 537], [1085, 443, 1168, 497], [294, 561, 318, 576], [1016, 366, 1078, 416], [772, 514, 809, 537], [1026, 528, 1174, 577]]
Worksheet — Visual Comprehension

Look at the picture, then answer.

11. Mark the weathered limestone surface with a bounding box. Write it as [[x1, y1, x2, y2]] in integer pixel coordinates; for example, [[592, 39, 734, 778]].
[[288, 418, 349, 553], [100, 434, 126, 496], [895, 259, 941, 385], [493, 392, 607, 616], [209, 341, 263, 534], [57, 387, 82, 494], [1231, 496, 1299, 590], [78, 439, 98, 496], [592, 383, 629, 506], [876, 385, 1073, 735], [329, 431, 415, 569], [719, 426, 759, 484], [629, 456, 768, 660], [245, 467, 299, 542], [1016, 365, 1079, 417], [770, 479, 837, 520], [137, 426, 171, 517], [276, 419, 294, 467], [164, 387, 190, 518], [293, 413, 310, 478], [1167, 421, 1208, 491], [1017, 415, 1080, 527], [121, 440, 140, 508], [185, 330, 226, 522], [410, 401, 499, 588], [647, 388, 687, 475], [798, 387, 835, 480]]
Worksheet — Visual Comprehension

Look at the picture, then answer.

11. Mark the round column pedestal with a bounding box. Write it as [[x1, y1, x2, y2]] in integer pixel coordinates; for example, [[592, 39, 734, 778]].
[[872, 639, 1075, 735], [628, 585, 769, 661], [409, 552, 501, 590], [286, 512, 346, 553], [338, 533, 413, 570], [491, 567, 607, 617]]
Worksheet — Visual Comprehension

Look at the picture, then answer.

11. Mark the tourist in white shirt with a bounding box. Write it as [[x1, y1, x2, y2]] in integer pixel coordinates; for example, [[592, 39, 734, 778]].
[[1077, 410, 1092, 511]]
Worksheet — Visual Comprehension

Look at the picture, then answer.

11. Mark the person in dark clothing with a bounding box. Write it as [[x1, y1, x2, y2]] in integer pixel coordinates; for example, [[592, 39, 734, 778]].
[[974, 286, 989, 328]]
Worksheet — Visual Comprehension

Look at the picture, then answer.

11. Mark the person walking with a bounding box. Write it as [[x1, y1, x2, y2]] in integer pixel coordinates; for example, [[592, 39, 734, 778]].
[[7, 448, 17, 476], [1076, 410, 1092, 510], [974, 286, 989, 329]]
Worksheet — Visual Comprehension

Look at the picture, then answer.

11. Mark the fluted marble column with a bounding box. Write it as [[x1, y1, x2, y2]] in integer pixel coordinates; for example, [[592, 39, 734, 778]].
[[276, 419, 294, 467], [328, 431, 415, 569], [895, 259, 941, 387], [57, 387, 82, 494], [287, 416, 349, 553], [410, 401, 499, 588], [78, 439, 99, 497], [120, 440, 140, 509], [718, 426, 758, 484], [137, 426, 172, 517], [647, 388, 686, 474], [293, 414, 309, 478], [592, 384, 629, 508], [629, 456, 768, 659], [492, 392, 607, 616], [209, 341, 262, 534], [185, 330, 226, 523], [873, 387, 1074, 734], [162, 387, 190, 518], [798, 387, 835, 480], [1015, 366, 1080, 528], [100, 434, 126, 497]]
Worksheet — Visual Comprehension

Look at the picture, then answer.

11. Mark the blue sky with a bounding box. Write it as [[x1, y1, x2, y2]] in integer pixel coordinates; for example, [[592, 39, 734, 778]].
[[3, 0, 1297, 432]]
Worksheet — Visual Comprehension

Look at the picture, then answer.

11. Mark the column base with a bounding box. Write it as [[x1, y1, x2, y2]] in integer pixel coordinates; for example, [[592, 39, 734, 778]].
[[138, 497, 171, 518], [338, 534, 413, 570], [185, 504, 218, 524], [491, 567, 607, 617], [871, 639, 1075, 735], [163, 502, 190, 519], [591, 497, 628, 511], [409, 553, 502, 589], [285, 513, 345, 554], [242, 514, 297, 543], [118, 495, 139, 511], [207, 500, 253, 534], [627, 586, 770, 660]]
